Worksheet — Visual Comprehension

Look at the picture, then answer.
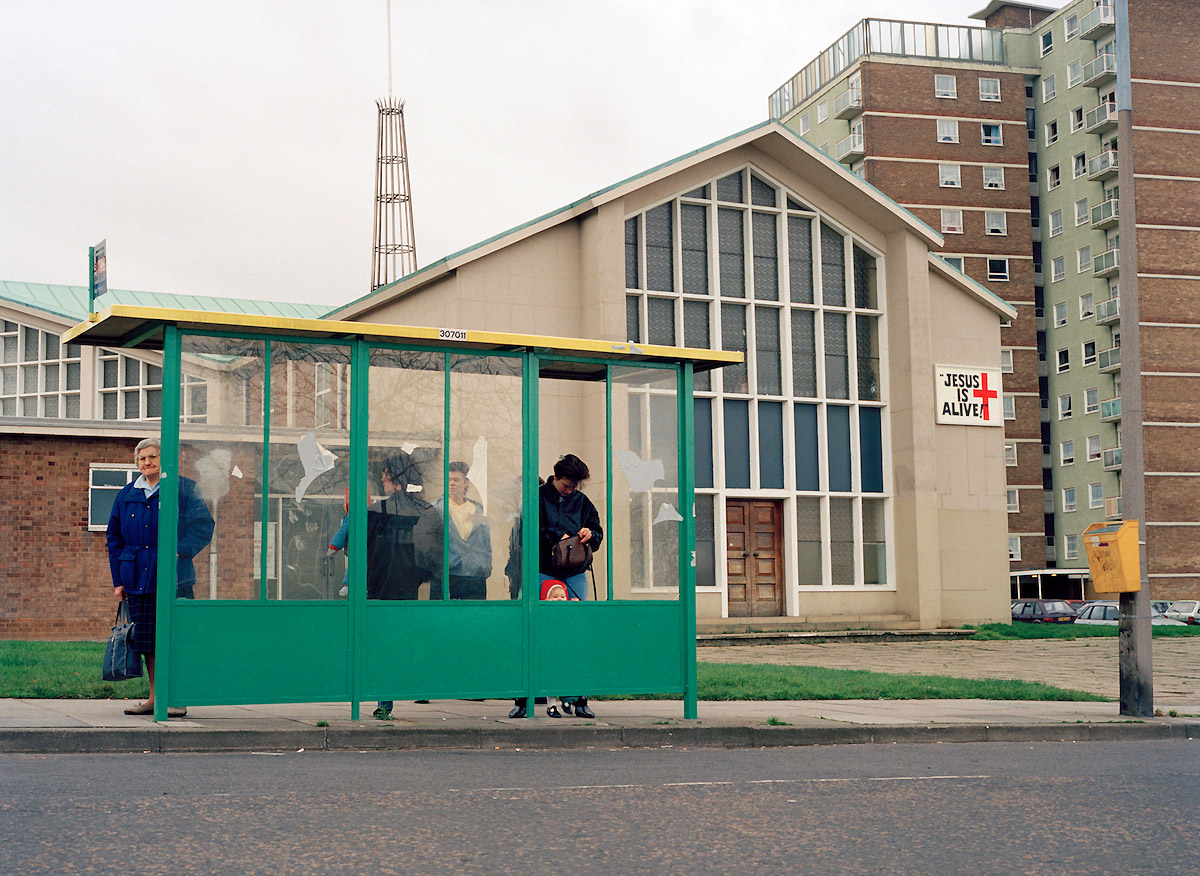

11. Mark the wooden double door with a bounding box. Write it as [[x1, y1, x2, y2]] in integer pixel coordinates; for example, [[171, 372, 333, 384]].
[[725, 499, 784, 617]]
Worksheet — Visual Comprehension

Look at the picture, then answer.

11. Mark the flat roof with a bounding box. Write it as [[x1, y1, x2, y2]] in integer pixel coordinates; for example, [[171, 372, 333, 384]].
[[62, 305, 742, 375]]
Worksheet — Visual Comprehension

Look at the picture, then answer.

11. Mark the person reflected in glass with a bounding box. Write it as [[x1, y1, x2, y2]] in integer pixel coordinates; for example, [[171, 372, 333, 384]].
[[434, 461, 492, 600], [107, 437, 214, 718], [366, 450, 442, 719], [537, 453, 602, 719]]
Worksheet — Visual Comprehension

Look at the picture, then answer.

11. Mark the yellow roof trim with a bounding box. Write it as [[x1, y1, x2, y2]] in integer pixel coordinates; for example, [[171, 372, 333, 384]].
[[63, 305, 742, 372]]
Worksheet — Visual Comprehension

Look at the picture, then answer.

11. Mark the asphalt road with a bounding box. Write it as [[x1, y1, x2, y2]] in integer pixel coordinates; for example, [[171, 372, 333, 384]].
[[3, 741, 1198, 875]]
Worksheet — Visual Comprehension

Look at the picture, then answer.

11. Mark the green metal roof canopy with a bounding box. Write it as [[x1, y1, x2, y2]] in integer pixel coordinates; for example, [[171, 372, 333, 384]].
[[69, 307, 739, 722]]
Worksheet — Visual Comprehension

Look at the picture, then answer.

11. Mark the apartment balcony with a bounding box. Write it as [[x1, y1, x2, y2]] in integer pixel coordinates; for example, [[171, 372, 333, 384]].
[[1096, 296, 1120, 324], [1105, 495, 1122, 519], [835, 131, 865, 163], [1081, 3, 1116, 41], [1091, 198, 1120, 230], [1086, 101, 1118, 135], [833, 86, 863, 119], [1088, 150, 1119, 181], [1098, 345, 1121, 373], [1083, 51, 1117, 88], [1101, 395, 1122, 422], [1103, 446, 1122, 471], [1094, 247, 1120, 278]]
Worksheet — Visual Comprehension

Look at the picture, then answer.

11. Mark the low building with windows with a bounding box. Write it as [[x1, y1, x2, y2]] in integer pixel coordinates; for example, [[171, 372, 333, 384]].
[[330, 121, 1016, 627], [0, 281, 326, 638]]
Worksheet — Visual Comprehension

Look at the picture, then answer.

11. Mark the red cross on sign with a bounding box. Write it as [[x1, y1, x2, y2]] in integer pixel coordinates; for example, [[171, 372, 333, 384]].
[[972, 372, 998, 420]]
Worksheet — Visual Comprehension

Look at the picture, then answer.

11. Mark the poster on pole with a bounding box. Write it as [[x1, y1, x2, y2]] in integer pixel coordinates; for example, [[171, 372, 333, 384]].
[[92, 240, 107, 300], [934, 365, 1003, 426]]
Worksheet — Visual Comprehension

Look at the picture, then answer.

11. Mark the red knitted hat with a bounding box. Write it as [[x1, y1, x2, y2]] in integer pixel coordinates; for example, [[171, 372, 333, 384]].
[[540, 579, 568, 600]]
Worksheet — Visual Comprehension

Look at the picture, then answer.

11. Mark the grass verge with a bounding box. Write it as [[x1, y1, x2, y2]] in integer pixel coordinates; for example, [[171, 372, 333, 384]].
[[967, 623, 1200, 641], [1, 642, 1105, 702]]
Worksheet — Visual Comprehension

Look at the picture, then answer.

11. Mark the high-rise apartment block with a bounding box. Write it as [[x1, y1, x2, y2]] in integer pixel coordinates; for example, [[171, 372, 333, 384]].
[[770, 1, 1200, 601]]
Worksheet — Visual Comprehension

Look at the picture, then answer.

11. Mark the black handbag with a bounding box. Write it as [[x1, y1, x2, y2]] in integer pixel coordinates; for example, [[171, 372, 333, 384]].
[[102, 601, 143, 682], [550, 534, 592, 577]]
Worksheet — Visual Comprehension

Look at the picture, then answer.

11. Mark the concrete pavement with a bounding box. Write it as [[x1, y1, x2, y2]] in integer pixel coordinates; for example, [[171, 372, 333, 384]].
[[3, 638, 1199, 753]]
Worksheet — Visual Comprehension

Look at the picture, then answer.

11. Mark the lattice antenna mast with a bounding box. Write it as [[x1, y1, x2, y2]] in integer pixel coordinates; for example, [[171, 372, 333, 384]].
[[371, 0, 417, 290]]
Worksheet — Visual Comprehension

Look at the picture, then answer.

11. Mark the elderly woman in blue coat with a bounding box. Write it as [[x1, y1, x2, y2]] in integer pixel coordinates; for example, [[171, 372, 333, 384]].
[[106, 437, 214, 717]]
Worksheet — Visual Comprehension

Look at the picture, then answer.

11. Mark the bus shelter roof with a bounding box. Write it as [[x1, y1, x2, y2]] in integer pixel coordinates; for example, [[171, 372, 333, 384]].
[[64, 305, 741, 378]]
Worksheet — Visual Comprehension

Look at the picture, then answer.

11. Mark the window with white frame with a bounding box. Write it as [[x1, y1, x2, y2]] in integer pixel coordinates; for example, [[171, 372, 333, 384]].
[[1007, 488, 1019, 513], [1041, 30, 1053, 56], [979, 77, 1001, 101], [1065, 13, 1079, 40], [1082, 340, 1097, 366], [1052, 256, 1065, 282], [1073, 152, 1087, 178], [942, 256, 964, 272], [1008, 536, 1022, 560], [88, 465, 139, 531], [935, 74, 957, 98], [1005, 442, 1018, 466], [98, 349, 163, 421], [1064, 534, 1080, 559], [817, 101, 828, 122], [1085, 387, 1099, 414], [1070, 105, 1084, 131], [625, 167, 889, 589], [1063, 487, 1076, 512], [1087, 434, 1101, 461], [0, 320, 83, 418], [1058, 394, 1072, 419], [1000, 349, 1014, 373], [939, 163, 961, 187], [1045, 119, 1058, 146], [1080, 292, 1094, 318], [1061, 440, 1075, 465], [988, 259, 1009, 281], [1049, 210, 1063, 236], [799, 113, 811, 136], [1003, 395, 1016, 420], [1054, 302, 1068, 327], [981, 124, 1003, 146], [1042, 75, 1057, 102], [1048, 165, 1061, 189], [983, 165, 1005, 189], [1078, 246, 1092, 273], [1068, 60, 1082, 88], [937, 119, 959, 143], [1056, 347, 1070, 373], [1075, 198, 1089, 225], [1088, 483, 1103, 510], [941, 209, 964, 234], [985, 212, 1007, 235]]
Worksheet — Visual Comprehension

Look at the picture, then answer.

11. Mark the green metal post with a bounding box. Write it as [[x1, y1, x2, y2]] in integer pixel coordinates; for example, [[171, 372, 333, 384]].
[[520, 351, 539, 714], [679, 363, 698, 720], [258, 340, 273, 599], [153, 325, 182, 723], [349, 338, 370, 720], [441, 353, 451, 599], [87, 247, 96, 316], [605, 367, 614, 601]]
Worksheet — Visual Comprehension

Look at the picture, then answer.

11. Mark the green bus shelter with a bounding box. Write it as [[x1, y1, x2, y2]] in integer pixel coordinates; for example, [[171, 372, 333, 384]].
[[66, 307, 738, 722]]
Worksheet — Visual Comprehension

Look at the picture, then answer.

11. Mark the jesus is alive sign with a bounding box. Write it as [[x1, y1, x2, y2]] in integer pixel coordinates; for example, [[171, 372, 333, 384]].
[[934, 366, 1003, 426]]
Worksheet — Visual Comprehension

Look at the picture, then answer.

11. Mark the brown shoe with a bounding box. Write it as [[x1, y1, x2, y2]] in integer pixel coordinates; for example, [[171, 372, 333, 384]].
[[167, 707, 187, 718], [123, 701, 153, 715]]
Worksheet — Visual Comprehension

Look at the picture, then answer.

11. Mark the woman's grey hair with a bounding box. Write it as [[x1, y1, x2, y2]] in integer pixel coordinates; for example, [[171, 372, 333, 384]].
[[134, 437, 161, 459]]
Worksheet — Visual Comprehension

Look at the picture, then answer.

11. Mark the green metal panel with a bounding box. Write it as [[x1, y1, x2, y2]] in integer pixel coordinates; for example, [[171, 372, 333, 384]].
[[169, 603, 350, 704], [531, 602, 685, 694], [349, 338, 370, 720], [363, 603, 524, 698]]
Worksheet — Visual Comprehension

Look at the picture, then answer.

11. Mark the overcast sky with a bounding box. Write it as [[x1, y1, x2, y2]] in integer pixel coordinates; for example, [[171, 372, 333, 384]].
[[2, 0, 983, 307]]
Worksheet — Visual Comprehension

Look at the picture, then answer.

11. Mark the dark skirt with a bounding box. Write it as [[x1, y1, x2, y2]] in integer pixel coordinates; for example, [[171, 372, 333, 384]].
[[125, 592, 157, 655]]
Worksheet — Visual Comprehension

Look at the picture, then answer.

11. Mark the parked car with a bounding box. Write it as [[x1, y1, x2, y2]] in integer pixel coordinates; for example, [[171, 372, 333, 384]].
[[1011, 599, 1076, 624], [1165, 600, 1200, 624], [1151, 600, 1172, 615], [1075, 601, 1187, 626]]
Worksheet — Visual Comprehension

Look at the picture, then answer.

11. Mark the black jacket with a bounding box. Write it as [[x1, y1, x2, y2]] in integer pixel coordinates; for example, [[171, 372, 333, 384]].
[[538, 477, 603, 575]]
